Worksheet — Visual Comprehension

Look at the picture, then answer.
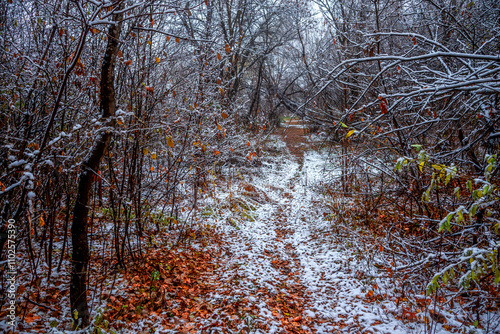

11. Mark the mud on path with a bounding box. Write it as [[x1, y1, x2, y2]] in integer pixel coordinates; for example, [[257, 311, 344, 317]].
[[276, 124, 312, 162]]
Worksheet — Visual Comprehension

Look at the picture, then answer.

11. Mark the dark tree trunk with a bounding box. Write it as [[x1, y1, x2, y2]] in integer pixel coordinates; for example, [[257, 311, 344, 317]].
[[70, 10, 123, 329]]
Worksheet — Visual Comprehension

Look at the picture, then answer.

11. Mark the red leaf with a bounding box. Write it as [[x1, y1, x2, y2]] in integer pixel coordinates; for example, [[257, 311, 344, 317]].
[[380, 98, 388, 114]]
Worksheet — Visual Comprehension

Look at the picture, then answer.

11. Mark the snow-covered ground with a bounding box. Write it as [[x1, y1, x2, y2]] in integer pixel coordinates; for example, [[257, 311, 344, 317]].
[[200, 135, 488, 333], [4, 134, 496, 334]]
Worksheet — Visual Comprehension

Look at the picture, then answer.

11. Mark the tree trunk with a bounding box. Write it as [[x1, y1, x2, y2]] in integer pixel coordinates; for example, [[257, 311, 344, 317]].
[[70, 10, 123, 329]]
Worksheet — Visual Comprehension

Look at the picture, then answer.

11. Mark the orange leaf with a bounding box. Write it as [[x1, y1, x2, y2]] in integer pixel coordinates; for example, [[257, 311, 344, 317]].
[[217, 124, 221, 131], [246, 142, 250, 147], [379, 245, 383, 252], [221, 112, 228, 119], [217, 52, 221, 60], [252, 152, 256, 157], [175, 37, 180, 43], [225, 44, 231, 53], [166, 36, 171, 41], [172, 91, 176, 97], [124, 60, 132, 65], [262, 125, 266, 131], [151, 166, 154, 171], [25, 314, 40, 324], [230, 147, 233, 152], [166, 136, 175, 148]]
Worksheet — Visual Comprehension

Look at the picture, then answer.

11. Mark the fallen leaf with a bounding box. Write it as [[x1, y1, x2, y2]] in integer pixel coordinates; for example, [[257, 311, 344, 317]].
[[167, 136, 175, 148]]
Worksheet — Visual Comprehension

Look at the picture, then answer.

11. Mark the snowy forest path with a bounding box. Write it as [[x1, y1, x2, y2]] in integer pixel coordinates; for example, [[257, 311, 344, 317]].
[[201, 126, 410, 333]]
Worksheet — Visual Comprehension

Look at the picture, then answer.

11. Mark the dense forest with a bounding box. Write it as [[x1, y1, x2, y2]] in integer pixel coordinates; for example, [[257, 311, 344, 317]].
[[0, 0, 499, 332]]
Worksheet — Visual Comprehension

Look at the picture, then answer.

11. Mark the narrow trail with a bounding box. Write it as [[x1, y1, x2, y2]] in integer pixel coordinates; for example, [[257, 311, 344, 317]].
[[203, 125, 412, 333]]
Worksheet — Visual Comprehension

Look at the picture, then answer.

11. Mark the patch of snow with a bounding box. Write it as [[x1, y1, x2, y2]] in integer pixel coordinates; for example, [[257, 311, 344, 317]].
[[8, 159, 26, 168]]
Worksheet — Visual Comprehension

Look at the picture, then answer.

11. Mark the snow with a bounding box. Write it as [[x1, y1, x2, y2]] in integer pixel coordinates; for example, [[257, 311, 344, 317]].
[[198, 135, 493, 333], [43, 159, 54, 167], [23, 171, 34, 180], [8, 159, 27, 168], [48, 131, 69, 147]]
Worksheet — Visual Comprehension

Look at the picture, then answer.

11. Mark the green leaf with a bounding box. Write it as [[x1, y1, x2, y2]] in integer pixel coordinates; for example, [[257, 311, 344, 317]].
[[445, 172, 452, 185], [439, 213, 452, 232], [422, 189, 430, 202], [340, 122, 348, 128], [438, 222, 445, 233], [395, 161, 402, 171], [454, 187, 460, 200], [443, 271, 449, 284], [467, 180, 472, 191], [470, 204, 478, 217]]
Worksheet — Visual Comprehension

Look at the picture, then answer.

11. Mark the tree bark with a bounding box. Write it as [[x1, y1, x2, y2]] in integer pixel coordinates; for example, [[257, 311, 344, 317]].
[[70, 9, 123, 329]]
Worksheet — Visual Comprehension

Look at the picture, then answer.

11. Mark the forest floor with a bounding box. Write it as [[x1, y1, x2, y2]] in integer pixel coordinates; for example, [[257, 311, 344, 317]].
[[100, 124, 455, 333], [2, 124, 488, 333]]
